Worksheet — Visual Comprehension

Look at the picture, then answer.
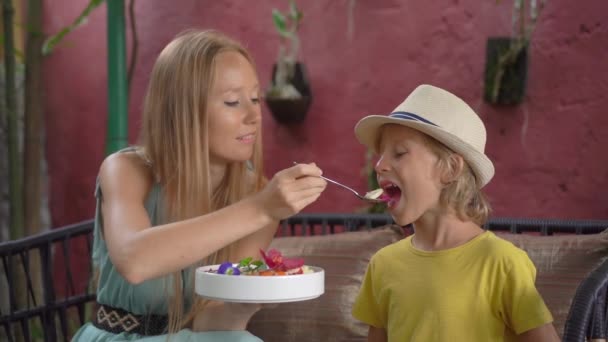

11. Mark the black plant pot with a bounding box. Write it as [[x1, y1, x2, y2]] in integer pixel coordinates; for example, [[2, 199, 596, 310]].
[[483, 37, 528, 105], [265, 62, 312, 125]]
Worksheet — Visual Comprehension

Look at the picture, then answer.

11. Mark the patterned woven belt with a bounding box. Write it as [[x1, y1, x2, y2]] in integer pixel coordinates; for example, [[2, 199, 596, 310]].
[[92, 304, 168, 336]]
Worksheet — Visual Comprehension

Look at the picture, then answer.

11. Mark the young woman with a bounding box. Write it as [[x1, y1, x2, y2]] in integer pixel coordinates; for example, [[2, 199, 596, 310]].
[[72, 29, 326, 341]]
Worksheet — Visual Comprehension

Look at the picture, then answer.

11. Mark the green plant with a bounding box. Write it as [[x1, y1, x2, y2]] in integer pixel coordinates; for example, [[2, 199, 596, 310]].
[[41, 0, 105, 55], [266, 0, 303, 99], [43, 0, 139, 88], [487, 0, 546, 103]]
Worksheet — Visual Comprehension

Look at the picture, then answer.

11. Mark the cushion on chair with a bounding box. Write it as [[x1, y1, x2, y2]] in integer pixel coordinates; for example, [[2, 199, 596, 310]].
[[498, 230, 608, 337], [247, 225, 407, 342]]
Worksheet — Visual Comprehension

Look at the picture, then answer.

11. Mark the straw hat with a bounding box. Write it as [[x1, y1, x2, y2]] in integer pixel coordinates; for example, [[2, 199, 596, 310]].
[[354, 84, 495, 188]]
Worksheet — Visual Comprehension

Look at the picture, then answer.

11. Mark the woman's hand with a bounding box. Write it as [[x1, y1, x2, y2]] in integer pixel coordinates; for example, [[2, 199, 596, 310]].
[[192, 301, 272, 331], [368, 326, 388, 342], [255, 163, 327, 221], [515, 323, 560, 342]]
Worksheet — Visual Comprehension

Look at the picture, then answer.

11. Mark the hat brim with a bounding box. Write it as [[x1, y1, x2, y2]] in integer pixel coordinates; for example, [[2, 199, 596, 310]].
[[354, 115, 495, 188]]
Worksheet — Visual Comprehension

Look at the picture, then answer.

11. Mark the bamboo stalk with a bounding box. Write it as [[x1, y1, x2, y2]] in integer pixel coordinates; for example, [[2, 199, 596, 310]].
[[23, 0, 45, 334], [3, 0, 24, 241], [24, 0, 44, 237]]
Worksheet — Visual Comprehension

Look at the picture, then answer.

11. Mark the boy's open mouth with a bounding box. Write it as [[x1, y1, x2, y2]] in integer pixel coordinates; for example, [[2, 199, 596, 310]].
[[380, 182, 402, 207]]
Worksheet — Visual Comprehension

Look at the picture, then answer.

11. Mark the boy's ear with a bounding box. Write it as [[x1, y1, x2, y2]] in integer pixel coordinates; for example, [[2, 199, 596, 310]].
[[441, 154, 465, 184]]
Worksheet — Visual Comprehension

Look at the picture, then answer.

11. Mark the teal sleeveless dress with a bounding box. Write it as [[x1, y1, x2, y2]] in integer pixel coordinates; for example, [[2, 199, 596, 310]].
[[72, 151, 262, 341]]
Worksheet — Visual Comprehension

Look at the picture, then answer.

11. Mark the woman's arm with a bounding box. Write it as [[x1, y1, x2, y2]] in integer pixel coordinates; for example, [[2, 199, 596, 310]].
[[516, 323, 560, 342], [229, 173, 280, 261], [100, 153, 325, 284], [232, 221, 278, 262], [368, 326, 387, 342]]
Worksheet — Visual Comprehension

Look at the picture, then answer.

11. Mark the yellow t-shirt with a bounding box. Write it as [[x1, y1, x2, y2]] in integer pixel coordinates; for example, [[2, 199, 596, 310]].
[[352, 231, 553, 341]]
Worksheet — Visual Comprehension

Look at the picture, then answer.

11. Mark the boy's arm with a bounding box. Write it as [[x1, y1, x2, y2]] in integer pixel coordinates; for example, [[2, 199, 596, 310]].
[[368, 326, 387, 342], [516, 323, 560, 342]]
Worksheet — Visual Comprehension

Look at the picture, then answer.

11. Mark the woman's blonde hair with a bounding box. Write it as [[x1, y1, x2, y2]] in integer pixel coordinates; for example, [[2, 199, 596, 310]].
[[138, 29, 265, 333], [422, 135, 491, 226]]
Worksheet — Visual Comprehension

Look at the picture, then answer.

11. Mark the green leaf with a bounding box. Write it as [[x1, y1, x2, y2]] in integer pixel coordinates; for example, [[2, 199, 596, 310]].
[[251, 260, 264, 268], [251, 260, 267, 271], [42, 27, 71, 55], [272, 9, 287, 34], [238, 257, 253, 267], [42, 0, 105, 55]]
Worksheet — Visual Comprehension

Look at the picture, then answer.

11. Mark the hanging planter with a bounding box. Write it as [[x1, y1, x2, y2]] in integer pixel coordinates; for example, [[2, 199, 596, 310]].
[[265, 62, 312, 125], [483, 37, 528, 105], [265, 0, 312, 125], [483, 0, 547, 105]]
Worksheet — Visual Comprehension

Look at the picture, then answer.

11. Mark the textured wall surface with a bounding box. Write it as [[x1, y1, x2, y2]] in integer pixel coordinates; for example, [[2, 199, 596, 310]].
[[42, 0, 608, 227]]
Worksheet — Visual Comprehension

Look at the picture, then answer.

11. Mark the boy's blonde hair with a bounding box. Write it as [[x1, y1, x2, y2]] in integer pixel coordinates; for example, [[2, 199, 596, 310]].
[[422, 135, 491, 226]]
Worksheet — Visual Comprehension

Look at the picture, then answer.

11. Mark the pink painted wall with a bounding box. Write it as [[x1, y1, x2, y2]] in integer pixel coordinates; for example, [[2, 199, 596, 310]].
[[43, 0, 608, 228]]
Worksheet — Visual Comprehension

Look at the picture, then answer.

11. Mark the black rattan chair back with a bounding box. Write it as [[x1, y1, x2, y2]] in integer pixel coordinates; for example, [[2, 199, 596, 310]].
[[1, 221, 95, 342]]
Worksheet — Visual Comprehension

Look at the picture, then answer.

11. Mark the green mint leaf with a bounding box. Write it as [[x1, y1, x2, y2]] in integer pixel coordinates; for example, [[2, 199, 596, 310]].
[[238, 257, 252, 267], [255, 262, 269, 271], [250, 260, 264, 269]]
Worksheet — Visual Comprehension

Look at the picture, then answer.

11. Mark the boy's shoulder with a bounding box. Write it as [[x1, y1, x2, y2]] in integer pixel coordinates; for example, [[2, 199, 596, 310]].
[[370, 235, 412, 262], [480, 231, 527, 254], [476, 232, 533, 269]]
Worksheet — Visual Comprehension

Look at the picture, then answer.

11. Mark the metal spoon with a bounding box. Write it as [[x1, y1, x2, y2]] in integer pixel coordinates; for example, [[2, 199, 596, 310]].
[[293, 162, 385, 204]]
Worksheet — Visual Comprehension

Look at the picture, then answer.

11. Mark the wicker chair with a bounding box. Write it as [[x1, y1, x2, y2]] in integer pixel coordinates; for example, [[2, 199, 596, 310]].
[[563, 258, 608, 341]]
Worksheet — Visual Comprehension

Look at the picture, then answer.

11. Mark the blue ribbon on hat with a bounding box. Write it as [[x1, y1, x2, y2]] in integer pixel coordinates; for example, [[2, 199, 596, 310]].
[[389, 111, 438, 127]]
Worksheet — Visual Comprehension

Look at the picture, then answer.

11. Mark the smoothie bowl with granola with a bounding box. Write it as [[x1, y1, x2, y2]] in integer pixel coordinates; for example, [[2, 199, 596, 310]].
[[195, 249, 324, 303]]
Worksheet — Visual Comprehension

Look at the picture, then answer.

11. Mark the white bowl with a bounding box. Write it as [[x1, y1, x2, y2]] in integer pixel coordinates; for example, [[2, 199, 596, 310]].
[[195, 265, 325, 303]]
